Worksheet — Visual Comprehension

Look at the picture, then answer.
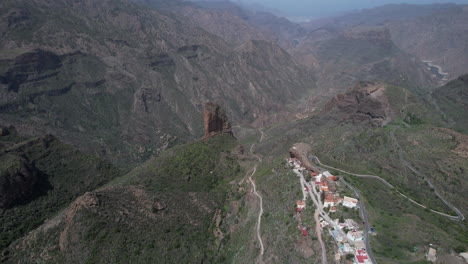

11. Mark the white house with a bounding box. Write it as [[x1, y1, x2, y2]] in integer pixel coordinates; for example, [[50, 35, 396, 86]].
[[343, 196, 358, 208], [347, 231, 364, 241], [323, 171, 333, 177]]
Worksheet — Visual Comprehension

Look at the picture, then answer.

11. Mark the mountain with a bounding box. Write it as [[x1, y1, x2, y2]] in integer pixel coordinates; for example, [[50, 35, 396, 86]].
[[302, 3, 457, 30], [387, 5, 468, 79], [3, 133, 244, 263], [432, 74, 468, 134], [0, 126, 121, 251], [0, 0, 314, 166], [1, 1, 467, 263], [166, 2, 439, 98], [303, 4, 468, 81], [293, 26, 436, 96], [255, 81, 467, 263]]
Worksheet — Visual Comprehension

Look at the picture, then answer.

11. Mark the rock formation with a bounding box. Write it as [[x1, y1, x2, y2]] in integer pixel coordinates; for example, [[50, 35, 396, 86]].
[[322, 81, 391, 127], [203, 102, 232, 138]]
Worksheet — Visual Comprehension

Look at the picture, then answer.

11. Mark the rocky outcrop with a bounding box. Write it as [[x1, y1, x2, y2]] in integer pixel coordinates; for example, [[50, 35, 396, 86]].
[[59, 192, 100, 251], [0, 156, 39, 209], [203, 103, 232, 138], [323, 82, 391, 127], [289, 143, 319, 173]]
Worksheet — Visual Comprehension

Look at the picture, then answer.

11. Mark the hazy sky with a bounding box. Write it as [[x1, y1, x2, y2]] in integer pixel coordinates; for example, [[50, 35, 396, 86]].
[[237, 0, 468, 17]]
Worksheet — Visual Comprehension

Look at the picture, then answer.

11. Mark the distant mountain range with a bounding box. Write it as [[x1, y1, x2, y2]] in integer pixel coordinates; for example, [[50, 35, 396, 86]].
[[0, 1, 467, 263]]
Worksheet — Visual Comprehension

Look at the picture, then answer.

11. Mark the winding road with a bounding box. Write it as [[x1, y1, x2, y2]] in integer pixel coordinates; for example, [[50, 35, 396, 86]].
[[340, 178, 377, 264], [248, 129, 265, 259], [309, 155, 464, 221], [389, 129, 464, 221]]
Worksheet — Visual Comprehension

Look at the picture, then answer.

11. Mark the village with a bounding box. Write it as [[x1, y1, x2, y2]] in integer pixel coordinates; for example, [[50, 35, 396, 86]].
[[287, 156, 373, 264]]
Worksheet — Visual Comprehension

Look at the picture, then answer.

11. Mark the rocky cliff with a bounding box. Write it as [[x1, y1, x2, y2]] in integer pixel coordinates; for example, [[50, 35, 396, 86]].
[[322, 82, 392, 127], [0, 0, 314, 166], [203, 103, 232, 138], [292, 26, 436, 96]]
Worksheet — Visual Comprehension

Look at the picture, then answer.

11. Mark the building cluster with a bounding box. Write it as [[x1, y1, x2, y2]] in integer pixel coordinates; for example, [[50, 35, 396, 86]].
[[287, 156, 373, 263]]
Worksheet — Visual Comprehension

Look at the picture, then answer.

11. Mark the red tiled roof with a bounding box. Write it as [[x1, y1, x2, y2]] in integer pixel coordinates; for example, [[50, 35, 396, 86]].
[[356, 255, 368, 263]]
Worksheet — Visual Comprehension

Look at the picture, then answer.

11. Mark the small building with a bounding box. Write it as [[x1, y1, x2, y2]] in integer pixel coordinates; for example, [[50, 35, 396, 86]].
[[330, 206, 337, 213], [314, 174, 322, 184], [354, 249, 371, 264], [297, 200, 305, 212], [345, 219, 358, 229], [427, 248, 437, 262], [323, 171, 338, 181], [328, 175, 338, 181], [319, 218, 329, 228], [327, 178, 337, 193], [347, 231, 364, 241], [324, 194, 338, 208], [320, 180, 329, 191], [301, 229, 309, 236], [343, 196, 358, 208], [335, 253, 341, 262]]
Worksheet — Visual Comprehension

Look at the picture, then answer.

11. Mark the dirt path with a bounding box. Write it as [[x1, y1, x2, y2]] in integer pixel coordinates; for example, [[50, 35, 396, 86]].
[[314, 209, 327, 264], [248, 129, 265, 260]]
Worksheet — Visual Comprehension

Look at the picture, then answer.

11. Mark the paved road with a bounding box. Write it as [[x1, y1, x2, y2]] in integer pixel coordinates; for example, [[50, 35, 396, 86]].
[[340, 178, 377, 264], [389, 129, 465, 221], [309, 155, 463, 221]]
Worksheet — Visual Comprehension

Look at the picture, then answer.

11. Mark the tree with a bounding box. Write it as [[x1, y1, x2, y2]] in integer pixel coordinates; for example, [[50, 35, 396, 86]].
[[339, 216, 345, 223], [345, 254, 354, 260], [454, 245, 466, 253]]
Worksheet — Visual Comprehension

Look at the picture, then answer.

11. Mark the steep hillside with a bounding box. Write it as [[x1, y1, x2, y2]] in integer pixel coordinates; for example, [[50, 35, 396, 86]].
[[3, 134, 245, 263], [303, 3, 457, 30], [303, 3, 468, 81], [388, 5, 468, 79], [255, 82, 466, 263], [0, 0, 314, 166], [294, 26, 436, 96], [0, 126, 121, 251], [432, 74, 468, 134]]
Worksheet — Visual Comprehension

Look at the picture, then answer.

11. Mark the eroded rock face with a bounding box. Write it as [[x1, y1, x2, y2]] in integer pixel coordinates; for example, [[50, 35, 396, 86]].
[[59, 192, 100, 252], [203, 103, 232, 138], [323, 81, 391, 126]]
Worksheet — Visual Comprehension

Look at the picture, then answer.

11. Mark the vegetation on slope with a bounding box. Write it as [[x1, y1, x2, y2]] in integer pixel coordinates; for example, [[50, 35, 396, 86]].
[[255, 83, 467, 263], [4, 134, 245, 264], [0, 128, 122, 251]]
